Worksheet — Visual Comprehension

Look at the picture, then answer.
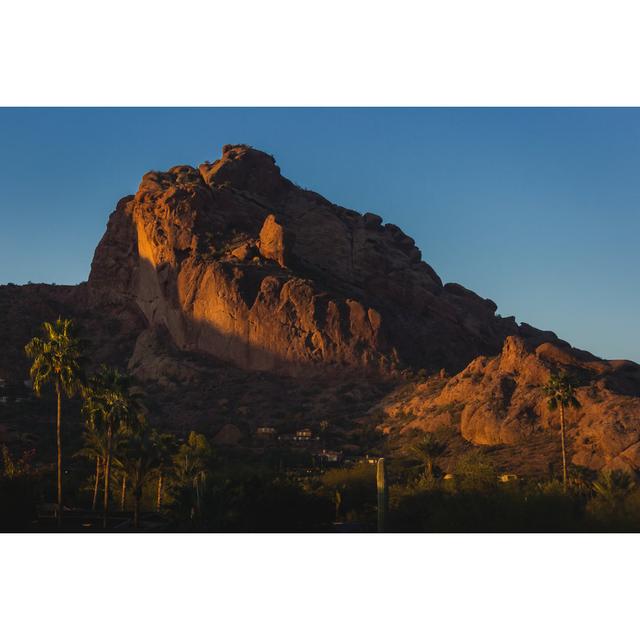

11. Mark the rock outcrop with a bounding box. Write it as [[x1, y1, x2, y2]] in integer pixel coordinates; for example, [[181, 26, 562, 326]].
[[381, 334, 640, 472], [257, 214, 292, 267], [88, 144, 529, 375]]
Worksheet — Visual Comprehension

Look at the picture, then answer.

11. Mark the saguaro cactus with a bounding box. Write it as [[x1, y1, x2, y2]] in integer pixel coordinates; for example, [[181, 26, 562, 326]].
[[377, 457, 388, 533]]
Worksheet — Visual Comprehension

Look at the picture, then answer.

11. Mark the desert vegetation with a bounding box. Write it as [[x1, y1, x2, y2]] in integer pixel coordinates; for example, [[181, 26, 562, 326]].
[[1, 316, 640, 532], [543, 371, 581, 492]]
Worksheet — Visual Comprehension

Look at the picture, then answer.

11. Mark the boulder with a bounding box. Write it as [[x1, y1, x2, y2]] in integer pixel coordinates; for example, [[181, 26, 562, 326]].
[[257, 214, 291, 267]]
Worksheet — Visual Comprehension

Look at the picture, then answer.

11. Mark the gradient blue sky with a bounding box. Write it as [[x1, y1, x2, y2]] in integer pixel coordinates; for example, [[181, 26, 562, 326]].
[[0, 108, 638, 362]]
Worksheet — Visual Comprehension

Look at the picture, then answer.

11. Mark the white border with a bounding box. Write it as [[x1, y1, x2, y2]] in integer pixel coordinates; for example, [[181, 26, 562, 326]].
[[1, 1, 640, 106], [2, 533, 638, 640], [2, 2, 639, 639]]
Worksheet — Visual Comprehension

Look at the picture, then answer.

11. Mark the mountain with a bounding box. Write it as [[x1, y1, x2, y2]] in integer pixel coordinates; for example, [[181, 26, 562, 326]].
[[2, 144, 639, 474], [88, 143, 526, 375], [381, 335, 640, 475]]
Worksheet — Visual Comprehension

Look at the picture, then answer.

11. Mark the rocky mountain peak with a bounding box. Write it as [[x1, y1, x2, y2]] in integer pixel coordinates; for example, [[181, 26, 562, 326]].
[[199, 144, 289, 201], [87, 144, 531, 375]]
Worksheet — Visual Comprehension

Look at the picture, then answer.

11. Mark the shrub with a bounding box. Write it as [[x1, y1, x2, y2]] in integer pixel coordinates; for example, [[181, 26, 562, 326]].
[[318, 464, 377, 523], [454, 450, 496, 493]]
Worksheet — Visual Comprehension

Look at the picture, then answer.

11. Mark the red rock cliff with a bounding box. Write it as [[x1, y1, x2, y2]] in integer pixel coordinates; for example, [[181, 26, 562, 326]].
[[88, 144, 526, 375]]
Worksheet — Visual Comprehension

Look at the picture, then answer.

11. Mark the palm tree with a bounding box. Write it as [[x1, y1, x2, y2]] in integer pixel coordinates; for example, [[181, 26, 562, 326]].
[[25, 317, 84, 526], [118, 469, 127, 511], [79, 380, 106, 511], [409, 433, 447, 478], [152, 432, 176, 512], [174, 431, 211, 520], [75, 424, 109, 511], [86, 366, 145, 528], [76, 375, 114, 511], [592, 469, 635, 515], [543, 371, 581, 493], [118, 420, 159, 528]]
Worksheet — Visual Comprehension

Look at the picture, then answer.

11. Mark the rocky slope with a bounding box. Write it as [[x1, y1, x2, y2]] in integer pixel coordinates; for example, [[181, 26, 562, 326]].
[[2, 143, 640, 474], [380, 335, 640, 473]]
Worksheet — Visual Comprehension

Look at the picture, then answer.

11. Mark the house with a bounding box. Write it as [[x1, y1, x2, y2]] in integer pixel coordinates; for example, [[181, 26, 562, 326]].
[[0, 378, 6, 389], [278, 433, 295, 442], [294, 428, 313, 441], [256, 426, 277, 438], [499, 473, 518, 483], [0, 397, 8, 404], [316, 449, 342, 464], [346, 455, 378, 466]]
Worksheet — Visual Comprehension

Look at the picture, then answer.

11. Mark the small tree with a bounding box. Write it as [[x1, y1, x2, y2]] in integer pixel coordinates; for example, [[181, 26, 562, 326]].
[[152, 432, 176, 512], [25, 318, 84, 526], [454, 450, 496, 493], [118, 420, 160, 528], [543, 372, 581, 493], [75, 424, 109, 511], [2, 445, 36, 480], [320, 464, 377, 523], [174, 432, 212, 520], [1, 446, 37, 530], [79, 380, 106, 511], [85, 366, 145, 528], [409, 433, 447, 478], [592, 469, 635, 515], [587, 469, 638, 530]]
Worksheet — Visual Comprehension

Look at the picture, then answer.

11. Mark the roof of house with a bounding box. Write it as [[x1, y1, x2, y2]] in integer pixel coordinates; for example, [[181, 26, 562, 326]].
[[213, 424, 243, 446]]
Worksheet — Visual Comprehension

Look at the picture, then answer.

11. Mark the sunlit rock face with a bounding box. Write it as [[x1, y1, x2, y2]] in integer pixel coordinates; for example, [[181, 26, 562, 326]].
[[88, 144, 523, 375], [381, 335, 640, 472]]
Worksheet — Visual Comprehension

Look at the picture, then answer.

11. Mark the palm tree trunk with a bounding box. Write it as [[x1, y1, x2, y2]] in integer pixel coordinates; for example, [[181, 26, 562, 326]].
[[134, 466, 141, 529], [560, 403, 568, 493], [133, 459, 144, 529], [156, 471, 163, 512], [56, 383, 63, 528], [120, 472, 127, 510], [103, 426, 112, 528], [92, 456, 101, 511], [134, 491, 140, 529]]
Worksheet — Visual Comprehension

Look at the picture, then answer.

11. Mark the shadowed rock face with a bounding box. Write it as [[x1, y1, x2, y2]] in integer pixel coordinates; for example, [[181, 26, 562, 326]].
[[88, 144, 530, 375]]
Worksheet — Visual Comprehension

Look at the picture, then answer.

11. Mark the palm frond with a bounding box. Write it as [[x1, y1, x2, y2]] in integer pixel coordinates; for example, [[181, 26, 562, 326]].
[[543, 371, 580, 413], [24, 317, 85, 398]]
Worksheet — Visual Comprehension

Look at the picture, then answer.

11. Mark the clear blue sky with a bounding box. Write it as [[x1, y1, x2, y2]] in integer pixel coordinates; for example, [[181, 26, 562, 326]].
[[0, 108, 638, 362]]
